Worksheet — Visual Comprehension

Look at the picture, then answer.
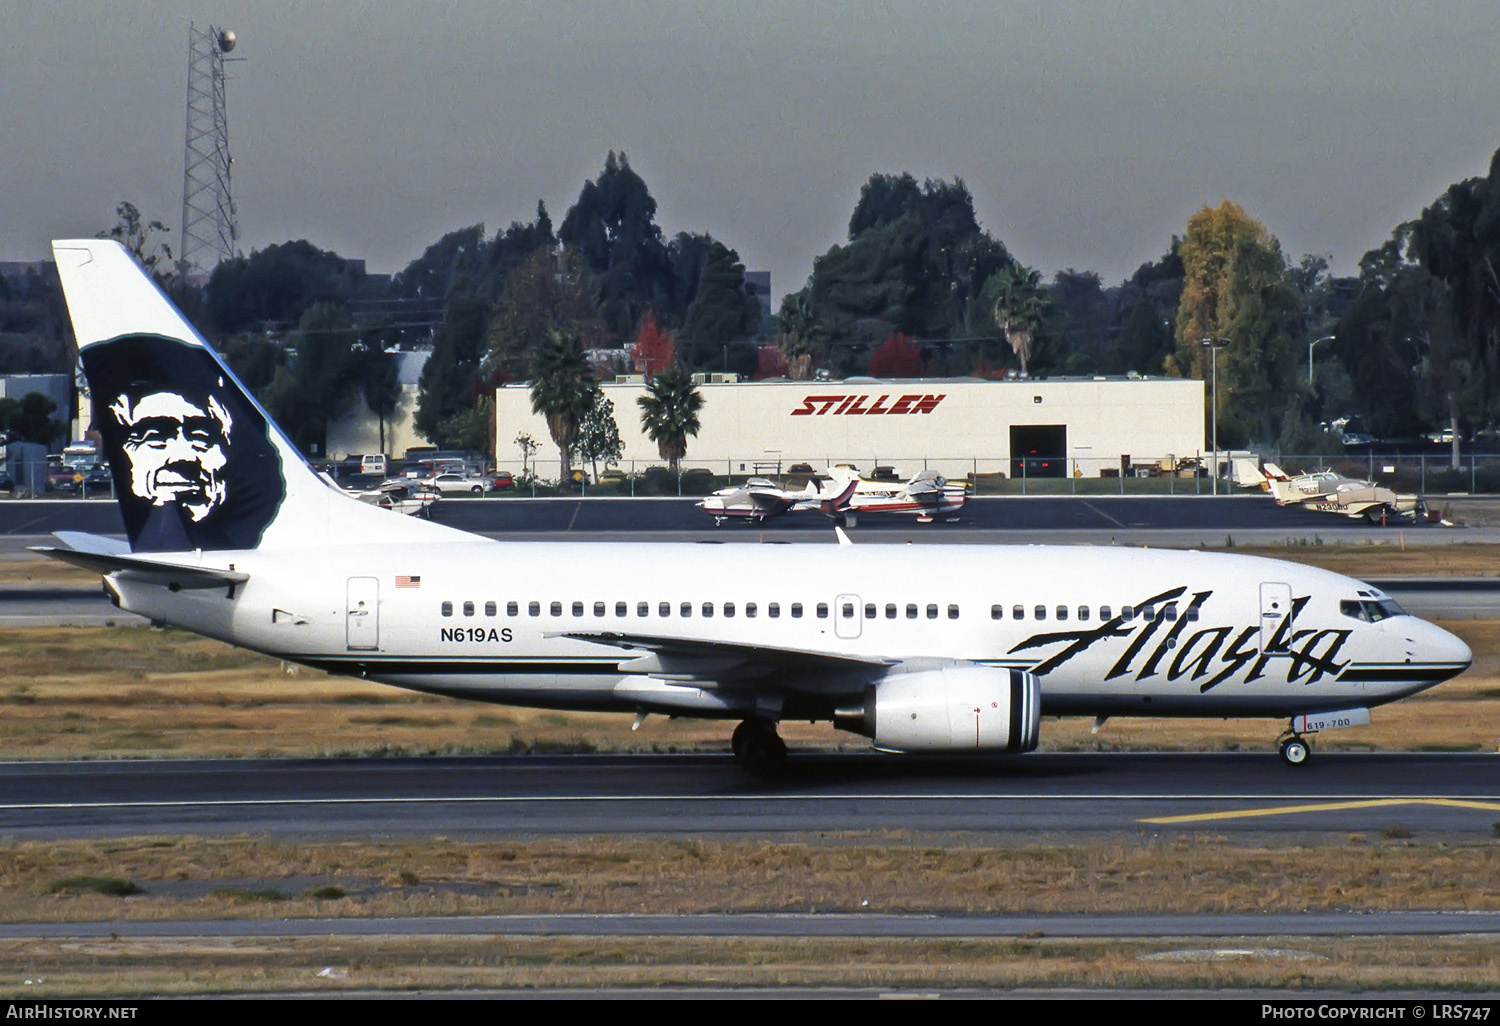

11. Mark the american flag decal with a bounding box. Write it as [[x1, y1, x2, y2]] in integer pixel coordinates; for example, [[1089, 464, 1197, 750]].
[[395, 575, 421, 589]]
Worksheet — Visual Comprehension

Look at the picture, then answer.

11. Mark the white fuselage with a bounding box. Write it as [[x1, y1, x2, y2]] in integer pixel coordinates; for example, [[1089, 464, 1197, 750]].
[[105, 541, 1470, 722]]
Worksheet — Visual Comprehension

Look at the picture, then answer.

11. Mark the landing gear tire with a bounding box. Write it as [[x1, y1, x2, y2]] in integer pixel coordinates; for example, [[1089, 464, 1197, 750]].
[[731, 718, 787, 776], [1279, 736, 1311, 766]]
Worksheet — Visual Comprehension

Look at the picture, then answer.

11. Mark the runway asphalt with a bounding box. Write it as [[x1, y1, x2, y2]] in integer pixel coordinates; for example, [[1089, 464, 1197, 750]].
[[3, 752, 1497, 842], [2, 493, 1494, 549]]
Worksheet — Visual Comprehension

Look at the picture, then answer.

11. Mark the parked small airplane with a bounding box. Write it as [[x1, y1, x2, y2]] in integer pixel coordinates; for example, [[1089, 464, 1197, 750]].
[[811, 465, 969, 523], [34, 239, 1473, 772], [351, 478, 440, 518], [698, 478, 802, 526], [698, 476, 859, 526], [1263, 463, 1429, 525]]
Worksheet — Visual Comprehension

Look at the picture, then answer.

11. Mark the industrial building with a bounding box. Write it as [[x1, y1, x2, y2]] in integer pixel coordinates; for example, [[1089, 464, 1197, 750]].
[[492, 375, 1207, 480]]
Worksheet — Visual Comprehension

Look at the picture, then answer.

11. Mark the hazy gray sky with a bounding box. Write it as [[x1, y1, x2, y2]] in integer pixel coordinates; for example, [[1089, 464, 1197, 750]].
[[5, 1, 1499, 303]]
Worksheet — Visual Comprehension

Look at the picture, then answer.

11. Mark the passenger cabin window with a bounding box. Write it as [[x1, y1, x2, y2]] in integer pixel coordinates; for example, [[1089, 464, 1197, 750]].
[[746, 603, 757, 618], [724, 602, 735, 618], [862, 602, 874, 619], [702, 602, 714, 618], [529, 601, 541, 617], [681, 602, 692, 618], [907, 604, 918, 619], [441, 601, 453, 617], [550, 601, 562, 617], [790, 603, 802, 618], [769, 603, 780, 618], [1163, 603, 1177, 622], [948, 604, 960, 620], [507, 601, 518, 617], [817, 603, 829, 619], [1013, 605, 1024, 620], [886, 603, 897, 619], [991, 605, 1003, 620], [485, 601, 497, 617], [659, 602, 671, 617], [1099, 605, 1111, 621], [927, 604, 938, 619], [572, 601, 584, 617], [615, 602, 627, 617], [1056, 605, 1068, 621], [1121, 605, 1134, 621], [463, 601, 475, 617], [1078, 606, 1089, 621], [1034, 605, 1046, 621], [593, 601, 605, 617], [638, 602, 649, 617]]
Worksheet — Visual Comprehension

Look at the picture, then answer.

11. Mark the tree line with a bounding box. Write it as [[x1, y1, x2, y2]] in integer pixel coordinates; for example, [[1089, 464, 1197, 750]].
[[6, 146, 1500, 465]]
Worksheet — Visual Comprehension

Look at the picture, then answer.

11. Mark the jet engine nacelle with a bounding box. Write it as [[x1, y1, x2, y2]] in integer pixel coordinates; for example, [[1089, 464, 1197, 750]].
[[835, 666, 1040, 753]]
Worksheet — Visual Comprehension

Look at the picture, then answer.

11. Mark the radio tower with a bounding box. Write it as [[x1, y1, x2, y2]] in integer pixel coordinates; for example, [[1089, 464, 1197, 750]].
[[179, 23, 240, 271]]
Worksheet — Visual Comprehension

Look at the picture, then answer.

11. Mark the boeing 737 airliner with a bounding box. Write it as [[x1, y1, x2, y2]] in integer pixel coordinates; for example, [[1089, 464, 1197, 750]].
[[37, 239, 1472, 771]]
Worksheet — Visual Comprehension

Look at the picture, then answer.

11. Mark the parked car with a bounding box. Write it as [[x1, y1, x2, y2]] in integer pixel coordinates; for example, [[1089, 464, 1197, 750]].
[[788, 462, 814, 474], [429, 472, 489, 495], [82, 464, 113, 490], [47, 463, 81, 492], [598, 468, 626, 483], [491, 471, 515, 490]]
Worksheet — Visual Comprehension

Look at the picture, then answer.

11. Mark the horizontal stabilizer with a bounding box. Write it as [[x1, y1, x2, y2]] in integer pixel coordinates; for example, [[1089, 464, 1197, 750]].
[[30, 545, 249, 591], [51, 531, 130, 556]]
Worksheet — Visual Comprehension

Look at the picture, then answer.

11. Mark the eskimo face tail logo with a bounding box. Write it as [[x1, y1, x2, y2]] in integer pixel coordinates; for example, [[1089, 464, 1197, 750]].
[[83, 334, 285, 552], [109, 391, 232, 522]]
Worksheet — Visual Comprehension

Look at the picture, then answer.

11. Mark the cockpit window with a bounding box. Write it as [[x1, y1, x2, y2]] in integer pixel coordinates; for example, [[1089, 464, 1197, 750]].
[[1340, 598, 1407, 623]]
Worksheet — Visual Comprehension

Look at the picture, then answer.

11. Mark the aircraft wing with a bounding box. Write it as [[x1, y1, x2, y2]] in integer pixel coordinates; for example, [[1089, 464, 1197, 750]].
[[744, 489, 793, 513], [550, 629, 897, 683]]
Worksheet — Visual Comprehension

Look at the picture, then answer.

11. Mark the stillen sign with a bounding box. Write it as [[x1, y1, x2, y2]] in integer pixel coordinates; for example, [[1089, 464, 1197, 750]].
[[790, 393, 946, 416]]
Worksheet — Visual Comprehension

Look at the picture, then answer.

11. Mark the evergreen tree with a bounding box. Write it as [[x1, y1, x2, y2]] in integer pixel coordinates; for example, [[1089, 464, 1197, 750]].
[[263, 301, 363, 456], [559, 152, 671, 338], [799, 173, 1009, 360]]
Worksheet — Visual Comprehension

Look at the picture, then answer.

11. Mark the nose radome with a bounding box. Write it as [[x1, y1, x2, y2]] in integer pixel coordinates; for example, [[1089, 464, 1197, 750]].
[[1428, 622, 1472, 673]]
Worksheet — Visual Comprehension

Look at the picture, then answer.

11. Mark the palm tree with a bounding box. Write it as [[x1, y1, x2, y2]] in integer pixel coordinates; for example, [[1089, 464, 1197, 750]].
[[637, 365, 703, 471], [991, 263, 1049, 376], [529, 330, 596, 482]]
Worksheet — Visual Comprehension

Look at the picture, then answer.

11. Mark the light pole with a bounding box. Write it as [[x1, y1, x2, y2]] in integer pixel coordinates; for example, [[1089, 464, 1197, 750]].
[[1200, 337, 1230, 495], [1308, 335, 1334, 387]]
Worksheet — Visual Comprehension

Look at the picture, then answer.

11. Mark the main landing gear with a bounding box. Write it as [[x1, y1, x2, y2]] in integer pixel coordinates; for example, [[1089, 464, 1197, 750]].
[[1277, 729, 1312, 767], [731, 718, 787, 775]]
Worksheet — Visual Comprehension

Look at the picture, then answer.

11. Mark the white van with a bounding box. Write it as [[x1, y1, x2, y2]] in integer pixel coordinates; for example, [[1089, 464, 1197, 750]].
[[360, 454, 387, 476]]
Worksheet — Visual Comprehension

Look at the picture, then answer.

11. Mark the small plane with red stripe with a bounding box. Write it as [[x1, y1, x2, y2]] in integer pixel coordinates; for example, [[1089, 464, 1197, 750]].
[[807, 465, 969, 524]]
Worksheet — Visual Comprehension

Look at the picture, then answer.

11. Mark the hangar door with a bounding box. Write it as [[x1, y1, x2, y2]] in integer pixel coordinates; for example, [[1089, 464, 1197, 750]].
[[1010, 425, 1067, 479]]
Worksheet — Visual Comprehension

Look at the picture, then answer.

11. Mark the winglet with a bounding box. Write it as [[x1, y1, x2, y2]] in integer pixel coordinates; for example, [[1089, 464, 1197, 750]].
[[835, 525, 853, 547]]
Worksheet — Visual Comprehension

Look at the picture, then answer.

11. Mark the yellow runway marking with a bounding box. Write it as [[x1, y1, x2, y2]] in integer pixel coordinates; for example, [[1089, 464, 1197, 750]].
[[1141, 798, 1500, 825]]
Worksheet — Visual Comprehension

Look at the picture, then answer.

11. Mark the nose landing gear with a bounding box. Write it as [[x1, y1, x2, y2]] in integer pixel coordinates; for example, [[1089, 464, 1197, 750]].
[[1277, 731, 1311, 767]]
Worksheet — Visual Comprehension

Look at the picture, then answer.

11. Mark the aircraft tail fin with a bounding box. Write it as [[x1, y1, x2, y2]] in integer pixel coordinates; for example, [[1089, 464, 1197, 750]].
[[50, 239, 467, 554], [1259, 464, 1300, 505], [817, 478, 860, 516]]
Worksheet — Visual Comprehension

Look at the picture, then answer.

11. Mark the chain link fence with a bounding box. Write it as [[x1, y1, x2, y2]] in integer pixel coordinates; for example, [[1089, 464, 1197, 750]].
[[9, 451, 1489, 500]]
